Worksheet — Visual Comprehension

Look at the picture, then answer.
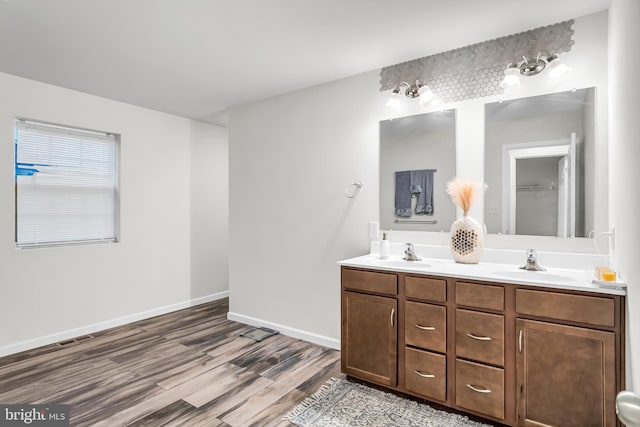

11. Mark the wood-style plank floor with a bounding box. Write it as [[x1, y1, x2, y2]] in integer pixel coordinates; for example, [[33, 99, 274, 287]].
[[0, 298, 343, 426]]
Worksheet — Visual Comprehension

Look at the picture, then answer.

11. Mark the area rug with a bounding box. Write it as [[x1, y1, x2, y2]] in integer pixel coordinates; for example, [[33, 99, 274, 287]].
[[284, 377, 491, 427]]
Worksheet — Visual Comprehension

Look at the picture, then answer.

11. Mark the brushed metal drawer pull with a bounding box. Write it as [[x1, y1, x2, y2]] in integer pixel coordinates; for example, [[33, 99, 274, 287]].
[[390, 308, 395, 328], [466, 384, 492, 394], [414, 370, 435, 378], [414, 324, 436, 331], [466, 333, 492, 341]]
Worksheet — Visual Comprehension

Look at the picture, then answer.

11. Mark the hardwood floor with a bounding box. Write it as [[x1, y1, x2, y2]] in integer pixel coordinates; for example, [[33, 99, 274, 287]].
[[0, 298, 343, 426]]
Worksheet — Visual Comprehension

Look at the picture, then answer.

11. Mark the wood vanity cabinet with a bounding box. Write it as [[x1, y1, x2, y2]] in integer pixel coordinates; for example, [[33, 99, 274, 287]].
[[340, 266, 625, 427]]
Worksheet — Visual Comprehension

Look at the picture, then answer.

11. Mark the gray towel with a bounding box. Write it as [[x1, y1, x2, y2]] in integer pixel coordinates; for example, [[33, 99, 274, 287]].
[[410, 169, 434, 215], [394, 171, 412, 217]]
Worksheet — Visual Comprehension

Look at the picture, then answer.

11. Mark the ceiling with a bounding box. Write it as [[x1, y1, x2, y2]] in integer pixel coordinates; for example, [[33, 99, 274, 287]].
[[0, 0, 610, 126]]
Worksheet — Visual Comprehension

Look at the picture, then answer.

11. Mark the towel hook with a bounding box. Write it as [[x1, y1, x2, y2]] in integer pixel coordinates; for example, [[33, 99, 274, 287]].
[[344, 181, 363, 198]]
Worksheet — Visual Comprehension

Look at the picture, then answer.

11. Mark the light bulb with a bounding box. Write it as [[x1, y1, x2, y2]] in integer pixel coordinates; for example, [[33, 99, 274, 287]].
[[385, 90, 402, 108], [547, 59, 570, 79], [500, 66, 521, 89], [418, 85, 435, 107]]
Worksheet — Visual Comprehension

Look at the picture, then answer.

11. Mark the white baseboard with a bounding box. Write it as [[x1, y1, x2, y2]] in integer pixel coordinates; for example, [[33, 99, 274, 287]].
[[0, 291, 229, 358], [227, 311, 340, 350]]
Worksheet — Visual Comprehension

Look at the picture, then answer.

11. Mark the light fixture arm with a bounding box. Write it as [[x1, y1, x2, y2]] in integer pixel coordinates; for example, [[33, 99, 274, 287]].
[[393, 81, 422, 97]]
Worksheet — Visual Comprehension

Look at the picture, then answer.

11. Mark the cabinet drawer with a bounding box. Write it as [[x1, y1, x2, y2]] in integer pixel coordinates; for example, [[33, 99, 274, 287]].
[[405, 348, 446, 402], [516, 289, 615, 327], [342, 268, 397, 296], [405, 301, 446, 353], [456, 309, 504, 366], [455, 359, 504, 420], [456, 282, 504, 311], [405, 276, 446, 302]]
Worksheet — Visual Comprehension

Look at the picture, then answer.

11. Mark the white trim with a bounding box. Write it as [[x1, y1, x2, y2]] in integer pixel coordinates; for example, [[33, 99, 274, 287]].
[[227, 311, 340, 350], [0, 291, 229, 358]]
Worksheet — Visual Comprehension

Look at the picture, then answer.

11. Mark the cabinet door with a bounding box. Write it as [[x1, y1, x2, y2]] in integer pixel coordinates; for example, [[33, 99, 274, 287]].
[[516, 319, 616, 427], [342, 291, 397, 386]]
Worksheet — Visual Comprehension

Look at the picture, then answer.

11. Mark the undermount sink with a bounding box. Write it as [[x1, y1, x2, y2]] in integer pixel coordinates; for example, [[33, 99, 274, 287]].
[[491, 270, 577, 283]]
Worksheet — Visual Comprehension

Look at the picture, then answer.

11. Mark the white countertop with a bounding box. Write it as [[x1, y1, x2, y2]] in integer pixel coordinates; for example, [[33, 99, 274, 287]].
[[338, 253, 627, 296]]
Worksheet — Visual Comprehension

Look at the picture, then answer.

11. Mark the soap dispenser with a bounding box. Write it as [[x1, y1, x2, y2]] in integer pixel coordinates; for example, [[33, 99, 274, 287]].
[[380, 232, 390, 259]]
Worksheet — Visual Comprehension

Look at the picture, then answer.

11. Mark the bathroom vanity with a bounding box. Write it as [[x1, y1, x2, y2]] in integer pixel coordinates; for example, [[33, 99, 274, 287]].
[[339, 252, 625, 426]]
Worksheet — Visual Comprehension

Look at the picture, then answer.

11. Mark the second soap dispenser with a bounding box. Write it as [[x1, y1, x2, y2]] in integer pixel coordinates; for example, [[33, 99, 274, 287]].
[[380, 232, 390, 259]]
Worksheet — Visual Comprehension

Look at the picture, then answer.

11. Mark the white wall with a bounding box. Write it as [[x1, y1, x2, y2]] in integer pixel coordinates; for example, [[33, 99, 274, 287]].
[[228, 12, 610, 347], [190, 122, 229, 298], [0, 72, 228, 355], [228, 71, 381, 346], [609, 0, 640, 390]]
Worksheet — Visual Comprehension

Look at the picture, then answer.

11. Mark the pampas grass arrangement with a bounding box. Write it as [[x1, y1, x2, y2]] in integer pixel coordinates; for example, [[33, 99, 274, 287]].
[[446, 177, 484, 264], [446, 178, 481, 215]]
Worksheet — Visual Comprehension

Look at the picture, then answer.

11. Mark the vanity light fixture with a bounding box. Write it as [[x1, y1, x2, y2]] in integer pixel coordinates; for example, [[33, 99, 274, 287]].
[[499, 52, 570, 89], [385, 80, 438, 108]]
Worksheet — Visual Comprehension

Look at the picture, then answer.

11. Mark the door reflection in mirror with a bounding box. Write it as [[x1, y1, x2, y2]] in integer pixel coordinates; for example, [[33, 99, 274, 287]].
[[485, 88, 595, 237]]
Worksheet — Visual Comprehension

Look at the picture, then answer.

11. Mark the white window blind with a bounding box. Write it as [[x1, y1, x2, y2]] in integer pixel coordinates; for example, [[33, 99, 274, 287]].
[[15, 119, 118, 247]]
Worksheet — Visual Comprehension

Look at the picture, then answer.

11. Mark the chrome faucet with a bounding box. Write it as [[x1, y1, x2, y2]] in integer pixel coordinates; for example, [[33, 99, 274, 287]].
[[403, 243, 421, 261], [520, 249, 546, 271]]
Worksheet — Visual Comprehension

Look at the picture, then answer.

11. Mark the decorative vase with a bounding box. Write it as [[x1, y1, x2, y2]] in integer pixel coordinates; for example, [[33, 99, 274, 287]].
[[450, 211, 484, 264]]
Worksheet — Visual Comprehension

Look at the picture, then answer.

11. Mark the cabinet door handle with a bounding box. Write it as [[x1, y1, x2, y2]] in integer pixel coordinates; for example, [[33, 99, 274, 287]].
[[390, 308, 395, 328], [466, 384, 492, 394], [518, 329, 523, 353], [414, 324, 436, 331], [466, 333, 492, 341], [414, 370, 435, 378]]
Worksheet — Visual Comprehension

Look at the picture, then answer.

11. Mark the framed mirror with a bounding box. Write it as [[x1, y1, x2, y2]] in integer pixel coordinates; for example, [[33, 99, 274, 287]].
[[484, 88, 596, 237], [379, 110, 456, 231]]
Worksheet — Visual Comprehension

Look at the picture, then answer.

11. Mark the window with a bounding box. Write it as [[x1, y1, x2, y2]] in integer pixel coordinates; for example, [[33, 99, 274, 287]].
[[14, 119, 119, 247]]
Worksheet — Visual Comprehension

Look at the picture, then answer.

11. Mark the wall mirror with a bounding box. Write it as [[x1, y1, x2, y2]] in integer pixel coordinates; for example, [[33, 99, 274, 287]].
[[379, 110, 456, 232], [484, 88, 596, 237]]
